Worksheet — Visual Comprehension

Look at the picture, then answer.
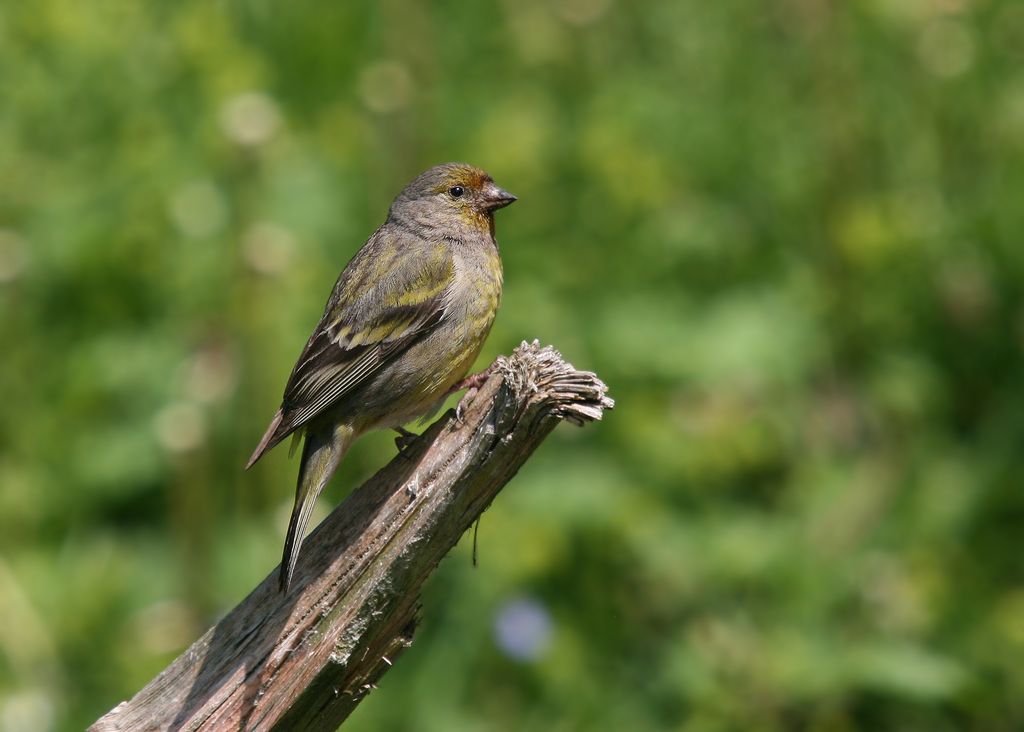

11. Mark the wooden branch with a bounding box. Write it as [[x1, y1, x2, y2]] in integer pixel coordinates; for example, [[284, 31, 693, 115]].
[[90, 341, 613, 732]]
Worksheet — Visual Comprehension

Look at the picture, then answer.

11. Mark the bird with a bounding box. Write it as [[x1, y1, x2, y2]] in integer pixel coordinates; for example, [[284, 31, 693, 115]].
[[246, 162, 516, 592]]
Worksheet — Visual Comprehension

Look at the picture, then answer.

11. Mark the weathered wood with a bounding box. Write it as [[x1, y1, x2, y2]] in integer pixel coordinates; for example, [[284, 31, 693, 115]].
[[90, 341, 613, 732]]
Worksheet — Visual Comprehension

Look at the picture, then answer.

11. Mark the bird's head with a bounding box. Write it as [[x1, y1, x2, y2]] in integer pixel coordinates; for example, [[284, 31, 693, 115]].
[[391, 163, 516, 234]]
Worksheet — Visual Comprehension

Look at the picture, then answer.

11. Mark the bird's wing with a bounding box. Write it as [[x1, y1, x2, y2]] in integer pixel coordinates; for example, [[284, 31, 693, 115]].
[[246, 232, 454, 466]]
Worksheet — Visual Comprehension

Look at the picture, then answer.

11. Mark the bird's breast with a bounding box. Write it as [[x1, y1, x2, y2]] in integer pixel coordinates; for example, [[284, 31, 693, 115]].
[[428, 243, 502, 381], [447, 244, 502, 326]]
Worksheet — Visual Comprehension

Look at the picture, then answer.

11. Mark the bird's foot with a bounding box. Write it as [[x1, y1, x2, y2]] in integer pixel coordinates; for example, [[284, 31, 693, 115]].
[[393, 426, 419, 456], [455, 385, 481, 426], [452, 366, 495, 426], [447, 366, 494, 396]]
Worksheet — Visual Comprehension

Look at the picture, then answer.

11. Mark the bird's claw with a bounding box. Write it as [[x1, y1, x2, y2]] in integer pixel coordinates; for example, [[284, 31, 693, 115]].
[[455, 386, 481, 426], [452, 366, 494, 426], [393, 427, 418, 457]]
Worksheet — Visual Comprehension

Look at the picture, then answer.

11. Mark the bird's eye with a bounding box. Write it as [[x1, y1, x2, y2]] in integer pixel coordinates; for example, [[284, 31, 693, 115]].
[[448, 186, 465, 198]]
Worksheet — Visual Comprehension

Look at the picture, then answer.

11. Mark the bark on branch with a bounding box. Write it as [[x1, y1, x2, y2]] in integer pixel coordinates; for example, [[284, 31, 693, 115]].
[[90, 341, 614, 732]]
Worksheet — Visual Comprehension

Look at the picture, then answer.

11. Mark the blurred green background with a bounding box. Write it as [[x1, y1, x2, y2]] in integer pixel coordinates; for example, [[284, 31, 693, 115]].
[[2, 0, 1024, 730]]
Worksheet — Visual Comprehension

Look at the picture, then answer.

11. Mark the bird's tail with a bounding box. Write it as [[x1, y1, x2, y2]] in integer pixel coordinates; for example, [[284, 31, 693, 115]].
[[280, 422, 355, 592]]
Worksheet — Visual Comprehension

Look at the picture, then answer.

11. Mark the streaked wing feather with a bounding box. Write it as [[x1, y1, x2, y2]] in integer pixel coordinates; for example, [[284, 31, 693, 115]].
[[287, 346, 382, 427]]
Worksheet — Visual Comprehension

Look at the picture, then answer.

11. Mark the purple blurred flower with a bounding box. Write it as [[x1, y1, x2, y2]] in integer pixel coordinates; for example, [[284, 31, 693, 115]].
[[493, 596, 553, 662]]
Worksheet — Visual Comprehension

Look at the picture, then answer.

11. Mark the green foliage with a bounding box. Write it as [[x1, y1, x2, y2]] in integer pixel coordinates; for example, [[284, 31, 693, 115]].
[[2, 1, 1023, 730]]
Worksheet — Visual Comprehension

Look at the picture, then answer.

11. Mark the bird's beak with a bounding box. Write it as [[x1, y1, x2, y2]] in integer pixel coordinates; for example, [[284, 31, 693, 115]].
[[482, 182, 517, 211]]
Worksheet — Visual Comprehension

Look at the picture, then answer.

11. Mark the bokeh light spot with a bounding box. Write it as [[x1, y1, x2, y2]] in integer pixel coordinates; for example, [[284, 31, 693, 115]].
[[493, 596, 553, 662]]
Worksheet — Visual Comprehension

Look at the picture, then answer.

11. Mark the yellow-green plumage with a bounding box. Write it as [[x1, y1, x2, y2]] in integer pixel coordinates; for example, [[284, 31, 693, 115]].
[[246, 163, 516, 591]]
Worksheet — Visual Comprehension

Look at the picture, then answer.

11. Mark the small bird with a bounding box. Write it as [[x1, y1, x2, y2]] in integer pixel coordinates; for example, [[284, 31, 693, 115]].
[[247, 162, 516, 591]]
